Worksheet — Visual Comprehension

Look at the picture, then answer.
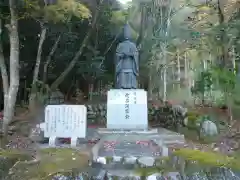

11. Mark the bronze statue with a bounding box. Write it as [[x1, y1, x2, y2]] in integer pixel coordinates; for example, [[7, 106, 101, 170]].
[[115, 23, 139, 89]]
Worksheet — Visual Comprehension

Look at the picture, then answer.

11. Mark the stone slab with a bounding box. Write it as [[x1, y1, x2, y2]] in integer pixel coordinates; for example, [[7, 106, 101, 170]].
[[34, 126, 101, 148], [40, 105, 87, 147], [92, 127, 185, 162], [97, 139, 161, 157], [97, 128, 158, 134], [150, 128, 185, 145], [106, 170, 180, 179], [92, 135, 163, 163], [98, 128, 185, 145], [107, 89, 148, 130]]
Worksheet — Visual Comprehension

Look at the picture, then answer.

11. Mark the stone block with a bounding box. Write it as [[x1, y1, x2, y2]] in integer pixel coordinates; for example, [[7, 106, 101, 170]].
[[107, 89, 148, 130]]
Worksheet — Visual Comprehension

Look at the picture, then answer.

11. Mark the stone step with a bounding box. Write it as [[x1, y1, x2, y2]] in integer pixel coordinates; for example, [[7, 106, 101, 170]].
[[162, 140, 185, 145], [154, 135, 185, 143], [97, 128, 158, 135], [150, 128, 185, 145]]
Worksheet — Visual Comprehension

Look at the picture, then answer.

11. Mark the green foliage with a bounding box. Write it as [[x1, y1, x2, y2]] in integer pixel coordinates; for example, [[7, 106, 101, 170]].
[[111, 10, 127, 24], [186, 111, 201, 129], [213, 91, 225, 107], [186, 112, 214, 129], [211, 67, 236, 92], [197, 115, 211, 124], [232, 83, 240, 105], [105, 156, 113, 164], [191, 31, 201, 39], [191, 70, 213, 97], [192, 66, 238, 107], [24, 0, 91, 23], [27, 80, 51, 105], [111, 9, 138, 39], [76, 47, 106, 79]]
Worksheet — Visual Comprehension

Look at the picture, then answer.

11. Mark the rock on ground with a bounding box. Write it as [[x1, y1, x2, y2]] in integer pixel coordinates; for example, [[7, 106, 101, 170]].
[[200, 120, 218, 137]]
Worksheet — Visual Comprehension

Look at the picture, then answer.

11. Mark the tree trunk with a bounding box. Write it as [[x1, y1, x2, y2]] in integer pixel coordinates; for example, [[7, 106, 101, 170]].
[[43, 35, 61, 84], [89, 83, 94, 101], [0, 20, 9, 107], [148, 73, 153, 99], [217, 0, 228, 68], [2, 0, 19, 145], [203, 59, 207, 70], [50, 0, 103, 91], [184, 51, 188, 85], [50, 32, 91, 91], [177, 49, 181, 91], [172, 65, 175, 91], [136, 4, 146, 47], [232, 46, 236, 74], [29, 24, 47, 111], [163, 44, 167, 102], [184, 52, 191, 97], [158, 69, 163, 99]]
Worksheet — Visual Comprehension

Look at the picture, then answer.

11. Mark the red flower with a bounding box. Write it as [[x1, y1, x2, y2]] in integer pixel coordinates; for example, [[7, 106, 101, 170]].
[[136, 140, 149, 146]]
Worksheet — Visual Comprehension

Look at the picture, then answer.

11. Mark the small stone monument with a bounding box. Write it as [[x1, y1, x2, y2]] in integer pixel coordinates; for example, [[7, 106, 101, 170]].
[[46, 89, 64, 105], [200, 120, 218, 137], [39, 105, 87, 147]]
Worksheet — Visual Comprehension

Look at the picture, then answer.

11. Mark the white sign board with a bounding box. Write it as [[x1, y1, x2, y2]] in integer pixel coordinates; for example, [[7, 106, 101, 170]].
[[41, 105, 87, 146], [107, 89, 148, 130]]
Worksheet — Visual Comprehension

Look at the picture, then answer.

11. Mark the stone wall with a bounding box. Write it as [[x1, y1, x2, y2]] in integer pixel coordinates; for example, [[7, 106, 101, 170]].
[[86, 103, 186, 129]]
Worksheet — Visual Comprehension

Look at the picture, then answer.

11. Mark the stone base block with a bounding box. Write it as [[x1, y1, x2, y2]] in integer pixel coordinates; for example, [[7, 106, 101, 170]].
[[97, 128, 158, 135], [150, 128, 185, 145], [48, 136, 80, 147], [92, 127, 185, 163]]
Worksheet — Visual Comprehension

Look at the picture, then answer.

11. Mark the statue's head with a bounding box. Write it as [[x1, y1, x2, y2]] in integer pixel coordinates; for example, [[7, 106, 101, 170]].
[[123, 23, 131, 40]]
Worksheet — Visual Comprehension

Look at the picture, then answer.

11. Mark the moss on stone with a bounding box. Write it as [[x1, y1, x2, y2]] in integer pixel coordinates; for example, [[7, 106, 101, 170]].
[[0, 149, 33, 179], [173, 148, 240, 171], [133, 156, 176, 176], [154, 156, 170, 166], [186, 111, 201, 130], [105, 156, 113, 164], [7, 148, 91, 179], [187, 111, 200, 118], [134, 167, 163, 176], [0, 149, 32, 161]]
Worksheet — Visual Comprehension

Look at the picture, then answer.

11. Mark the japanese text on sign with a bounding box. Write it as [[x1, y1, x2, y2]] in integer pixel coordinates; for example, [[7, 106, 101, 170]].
[[125, 93, 130, 120], [43, 105, 87, 138], [133, 91, 137, 104]]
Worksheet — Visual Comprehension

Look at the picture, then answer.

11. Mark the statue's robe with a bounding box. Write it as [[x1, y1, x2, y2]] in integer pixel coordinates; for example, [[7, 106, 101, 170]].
[[115, 40, 139, 89]]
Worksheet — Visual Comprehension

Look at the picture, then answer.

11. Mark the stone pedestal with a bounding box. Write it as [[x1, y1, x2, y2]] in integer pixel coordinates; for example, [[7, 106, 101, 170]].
[[90, 89, 185, 179], [92, 127, 185, 163], [107, 89, 148, 130]]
